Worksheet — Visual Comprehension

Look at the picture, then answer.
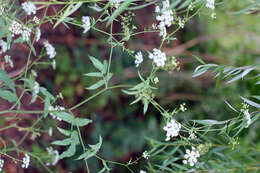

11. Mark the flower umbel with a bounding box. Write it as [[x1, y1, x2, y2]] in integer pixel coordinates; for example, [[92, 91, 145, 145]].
[[163, 119, 181, 141], [149, 48, 167, 67], [183, 146, 200, 166], [135, 51, 143, 67], [142, 150, 150, 159], [44, 41, 56, 59], [206, 0, 215, 10], [22, 1, 37, 15]]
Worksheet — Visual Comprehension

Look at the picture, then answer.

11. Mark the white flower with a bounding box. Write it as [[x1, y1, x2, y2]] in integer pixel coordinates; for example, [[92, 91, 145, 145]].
[[163, 119, 181, 141], [31, 70, 38, 77], [31, 81, 40, 103], [154, 77, 159, 84], [4, 55, 14, 68], [155, 0, 174, 38], [0, 40, 7, 54], [135, 51, 143, 67], [35, 27, 41, 42], [155, 0, 174, 27], [180, 103, 187, 112], [243, 109, 251, 128], [82, 16, 91, 33], [183, 146, 200, 167], [9, 21, 22, 37], [0, 157, 4, 172], [142, 150, 150, 159], [140, 171, 146, 173], [206, 0, 215, 10], [21, 154, 30, 168], [21, 26, 32, 41], [33, 16, 40, 24], [44, 41, 56, 59], [149, 48, 167, 67], [22, 1, 37, 15]]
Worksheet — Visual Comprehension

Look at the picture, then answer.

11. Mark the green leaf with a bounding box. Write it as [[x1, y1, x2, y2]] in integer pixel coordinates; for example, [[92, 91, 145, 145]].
[[86, 80, 105, 90], [240, 96, 260, 108], [192, 55, 206, 65], [193, 119, 228, 125], [0, 69, 15, 92], [59, 143, 76, 159], [74, 118, 92, 127], [51, 138, 71, 146], [89, 56, 104, 72], [106, 0, 134, 27], [57, 127, 71, 136], [53, 2, 83, 29], [76, 136, 102, 160], [53, 112, 74, 124], [0, 90, 18, 103], [84, 72, 103, 77]]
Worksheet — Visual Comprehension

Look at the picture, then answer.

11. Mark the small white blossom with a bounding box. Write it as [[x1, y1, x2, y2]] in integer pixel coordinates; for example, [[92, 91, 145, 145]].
[[31, 81, 40, 103], [178, 18, 185, 28], [188, 131, 197, 140], [0, 40, 7, 54], [211, 12, 216, 19], [82, 16, 91, 33], [243, 109, 251, 128], [0, 158, 4, 172], [154, 77, 159, 84], [21, 154, 30, 169], [31, 70, 38, 77], [140, 171, 146, 173], [44, 41, 56, 59], [35, 27, 41, 42], [9, 21, 22, 37], [149, 48, 167, 67], [183, 146, 200, 167], [142, 150, 150, 159], [163, 119, 181, 141], [21, 26, 32, 41], [33, 16, 40, 24], [22, 1, 37, 15], [4, 55, 14, 68], [135, 51, 143, 67], [158, 22, 167, 39], [206, 0, 215, 10], [180, 103, 187, 112]]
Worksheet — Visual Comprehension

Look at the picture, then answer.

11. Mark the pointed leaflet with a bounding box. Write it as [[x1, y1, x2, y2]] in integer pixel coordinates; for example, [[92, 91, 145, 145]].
[[89, 56, 104, 72], [76, 136, 102, 160]]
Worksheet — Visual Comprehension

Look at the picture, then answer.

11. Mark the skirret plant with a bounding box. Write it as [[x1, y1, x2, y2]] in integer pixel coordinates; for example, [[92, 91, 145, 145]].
[[0, 0, 259, 172]]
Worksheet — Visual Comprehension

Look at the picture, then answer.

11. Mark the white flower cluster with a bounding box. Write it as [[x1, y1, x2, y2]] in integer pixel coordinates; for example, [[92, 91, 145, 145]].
[[0, 40, 7, 54], [82, 16, 91, 33], [206, 0, 215, 10], [21, 26, 32, 41], [48, 105, 65, 121], [0, 158, 4, 172], [21, 154, 30, 169], [33, 16, 40, 24], [44, 41, 56, 59], [9, 21, 32, 41], [243, 109, 251, 128], [142, 150, 150, 159], [183, 146, 200, 166], [4, 55, 14, 68], [155, 0, 174, 38], [22, 1, 37, 15], [149, 48, 167, 67], [135, 51, 143, 67], [163, 119, 181, 141], [180, 103, 187, 112]]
